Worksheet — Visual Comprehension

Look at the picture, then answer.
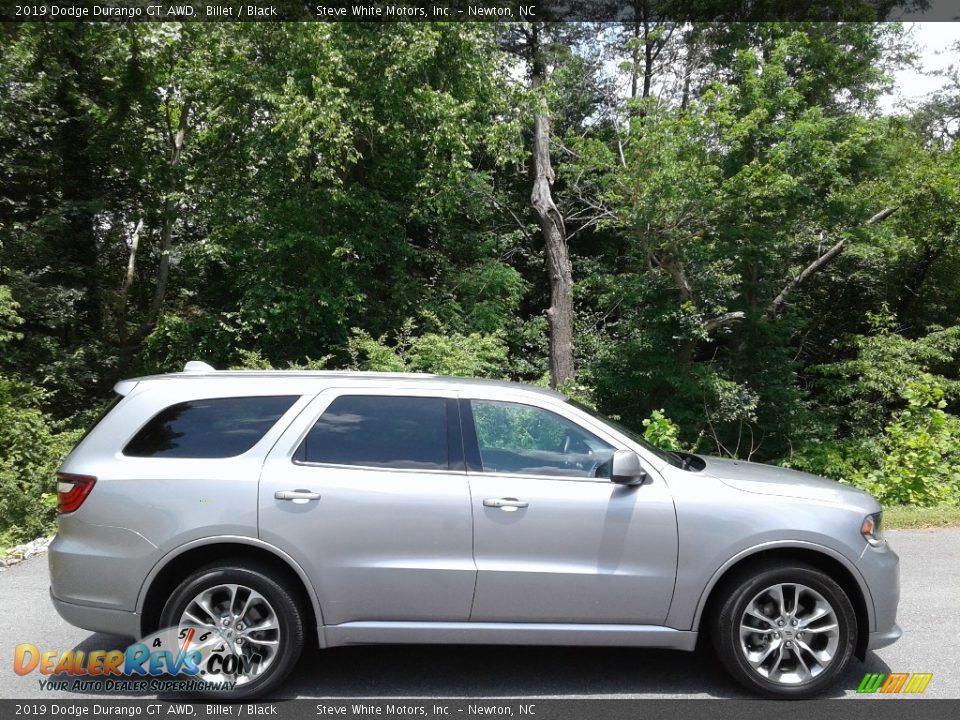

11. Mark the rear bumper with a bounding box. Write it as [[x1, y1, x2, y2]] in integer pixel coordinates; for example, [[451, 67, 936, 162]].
[[50, 588, 140, 640], [48, 520, 157, 613]]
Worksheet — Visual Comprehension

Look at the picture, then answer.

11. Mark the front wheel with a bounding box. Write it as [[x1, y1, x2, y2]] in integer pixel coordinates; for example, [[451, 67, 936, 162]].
[[159, 562, 305, 699], [711, 563, 857, 698]]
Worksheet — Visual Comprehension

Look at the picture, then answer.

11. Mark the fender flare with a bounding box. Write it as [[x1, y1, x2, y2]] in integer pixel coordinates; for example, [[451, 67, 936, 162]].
[[690, 539, 875, 631], [135, 535, 327, 645]]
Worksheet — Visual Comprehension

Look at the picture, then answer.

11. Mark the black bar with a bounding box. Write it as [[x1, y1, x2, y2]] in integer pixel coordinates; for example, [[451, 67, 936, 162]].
[[2, 699, 960, 720], [1, 0, 958, 24]]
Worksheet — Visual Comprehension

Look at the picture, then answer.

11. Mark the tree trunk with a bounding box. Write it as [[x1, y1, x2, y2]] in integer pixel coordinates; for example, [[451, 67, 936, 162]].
[[642, 14, 653, 98], [530, 26, 574, 389], [55, 26, 101, 338], [117, 218, 143, 346], [136, 99, 191, 344], [629, 21, 641, 100], [629, 2, 654, 102], [680, 30, 694, 111]]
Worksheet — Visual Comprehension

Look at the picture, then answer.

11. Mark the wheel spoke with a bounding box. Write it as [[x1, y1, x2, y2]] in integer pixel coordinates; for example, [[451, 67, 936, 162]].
[[793, 645, 812, 681], [192, 633, 222, 650], [237, 589, 265, 624], [182, 610, 216, 629], [227, 584, 239, 616], [773, 584, 787, 617], [741, 623, 768, 639], [802, 623, 838, 634], [771, 643, 788, 678], [194, 594, 219, 624], [745, 608, 775, 627], [796, 637, 832, 665], [798, 605, 831, 628], [749, 639, 781, 668], [243, 636, 279, 647], [244, 618, 278, 632]]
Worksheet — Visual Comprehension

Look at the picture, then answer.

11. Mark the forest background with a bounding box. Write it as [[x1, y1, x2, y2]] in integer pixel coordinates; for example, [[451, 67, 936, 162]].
[[3, 16, 960, 549]]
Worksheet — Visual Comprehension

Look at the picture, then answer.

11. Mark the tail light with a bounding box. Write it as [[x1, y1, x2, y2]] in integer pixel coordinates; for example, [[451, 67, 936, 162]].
[[57, 473, 97, 513]]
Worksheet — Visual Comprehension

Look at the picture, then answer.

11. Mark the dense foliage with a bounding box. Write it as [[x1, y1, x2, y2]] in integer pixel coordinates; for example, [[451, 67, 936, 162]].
[[1, 21, 959, 546]]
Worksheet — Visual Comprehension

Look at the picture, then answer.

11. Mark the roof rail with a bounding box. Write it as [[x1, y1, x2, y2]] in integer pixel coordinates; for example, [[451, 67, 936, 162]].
[[183, 360, 216, 373]]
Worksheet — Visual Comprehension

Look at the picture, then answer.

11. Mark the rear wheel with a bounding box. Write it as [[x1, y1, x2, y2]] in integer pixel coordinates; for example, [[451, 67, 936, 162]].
[[711, 563, 857, 698], [159, 562, 305, 699]]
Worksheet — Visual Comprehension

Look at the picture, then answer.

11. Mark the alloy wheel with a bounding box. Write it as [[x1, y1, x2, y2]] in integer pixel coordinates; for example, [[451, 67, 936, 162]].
[[178, 583, 281, 686], [738, 582, 841, 685]]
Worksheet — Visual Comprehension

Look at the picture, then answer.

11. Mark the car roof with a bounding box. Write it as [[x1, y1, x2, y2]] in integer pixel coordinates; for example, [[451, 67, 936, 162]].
[[116, 363, 567, 401]]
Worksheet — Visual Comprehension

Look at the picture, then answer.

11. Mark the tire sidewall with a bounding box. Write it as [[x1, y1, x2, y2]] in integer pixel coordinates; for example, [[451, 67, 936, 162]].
[[714, 565, 858, 699], [159, 564, 304, 700]]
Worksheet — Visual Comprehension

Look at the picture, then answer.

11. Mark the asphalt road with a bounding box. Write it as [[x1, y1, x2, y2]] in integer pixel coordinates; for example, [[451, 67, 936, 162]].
[[2, 529, 957, 700]]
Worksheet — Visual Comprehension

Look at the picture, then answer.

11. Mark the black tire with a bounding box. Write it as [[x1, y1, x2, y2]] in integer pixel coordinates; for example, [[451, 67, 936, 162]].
[[159, 561, 305, 700], [710, 562, 857, 699]]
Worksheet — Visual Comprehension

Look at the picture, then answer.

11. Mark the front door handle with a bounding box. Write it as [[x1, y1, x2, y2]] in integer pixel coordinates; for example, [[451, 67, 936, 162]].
[[275, 489, 321, 503], [483, 497, 529, 511]]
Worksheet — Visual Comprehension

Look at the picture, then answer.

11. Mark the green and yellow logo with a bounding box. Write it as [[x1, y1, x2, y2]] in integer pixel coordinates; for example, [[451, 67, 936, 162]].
[[857, 672, 933, 694]]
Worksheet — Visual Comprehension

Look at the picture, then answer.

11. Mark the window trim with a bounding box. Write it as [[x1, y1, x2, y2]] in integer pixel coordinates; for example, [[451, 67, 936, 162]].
[[459, 397, 618, 484], [290, 393, 464, 474]]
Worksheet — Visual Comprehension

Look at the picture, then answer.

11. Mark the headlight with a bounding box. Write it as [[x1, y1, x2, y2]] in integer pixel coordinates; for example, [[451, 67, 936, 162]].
[[861, 511, 884, 546]]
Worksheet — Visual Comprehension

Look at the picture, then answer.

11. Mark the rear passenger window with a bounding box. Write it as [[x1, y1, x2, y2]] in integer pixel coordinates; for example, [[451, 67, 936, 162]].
[[124, 396, 297, 459], [296, 395, 448, 470]]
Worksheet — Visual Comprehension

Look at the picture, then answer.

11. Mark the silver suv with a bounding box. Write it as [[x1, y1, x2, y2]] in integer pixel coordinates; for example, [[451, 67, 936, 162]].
[[50, 362, 900, 698]]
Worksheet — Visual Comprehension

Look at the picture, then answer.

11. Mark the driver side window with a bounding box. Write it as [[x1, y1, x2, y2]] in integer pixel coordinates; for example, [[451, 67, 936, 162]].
[[469, 400, 615, 479]]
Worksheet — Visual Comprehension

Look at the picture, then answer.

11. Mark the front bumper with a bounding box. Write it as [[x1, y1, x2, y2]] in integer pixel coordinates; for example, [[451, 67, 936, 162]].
[[858, 538, 900, 648], [867, 622, 902, 650], [50, 588, 140, 640]]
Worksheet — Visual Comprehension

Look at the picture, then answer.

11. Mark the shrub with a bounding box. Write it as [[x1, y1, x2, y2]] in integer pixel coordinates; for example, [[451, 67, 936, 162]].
[[786, 375, 960, 507], [642, 409, 683, 451], [345, 323, 508, 378], [0, 376, 81, 550], [851, 376, 960, 506], [782, 438, 877, 483]]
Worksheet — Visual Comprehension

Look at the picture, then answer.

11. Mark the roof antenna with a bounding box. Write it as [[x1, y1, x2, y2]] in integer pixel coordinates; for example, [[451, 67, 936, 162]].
[[183, 360, 216, 373]]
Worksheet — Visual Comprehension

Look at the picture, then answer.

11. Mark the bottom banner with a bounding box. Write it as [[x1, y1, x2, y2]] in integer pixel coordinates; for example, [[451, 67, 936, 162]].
[[1, 699, 958, 720]]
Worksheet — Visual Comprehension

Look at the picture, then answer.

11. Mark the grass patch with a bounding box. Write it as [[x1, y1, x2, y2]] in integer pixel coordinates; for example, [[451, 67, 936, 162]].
[[884, 505, 960, 529]]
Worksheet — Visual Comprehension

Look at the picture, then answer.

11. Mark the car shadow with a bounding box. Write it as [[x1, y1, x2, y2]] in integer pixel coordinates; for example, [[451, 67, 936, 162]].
[[279, 644, 894, 699], [47, 633, 153, 697], [57, 634, 893, 700]]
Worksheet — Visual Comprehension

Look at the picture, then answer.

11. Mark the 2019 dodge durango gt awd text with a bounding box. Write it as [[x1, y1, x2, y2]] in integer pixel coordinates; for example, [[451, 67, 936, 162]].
[[49, 362, 900, 698]]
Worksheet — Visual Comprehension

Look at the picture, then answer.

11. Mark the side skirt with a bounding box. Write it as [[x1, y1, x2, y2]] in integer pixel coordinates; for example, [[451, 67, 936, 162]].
[[322, 621, 698, 651]]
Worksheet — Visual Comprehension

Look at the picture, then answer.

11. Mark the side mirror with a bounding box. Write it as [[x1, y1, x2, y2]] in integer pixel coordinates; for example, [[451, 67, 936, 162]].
[[611, 449, 648, 486]]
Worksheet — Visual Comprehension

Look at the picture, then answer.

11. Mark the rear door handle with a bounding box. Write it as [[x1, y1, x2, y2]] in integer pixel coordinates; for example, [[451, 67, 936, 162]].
[[483, 497, 529, 511], [275, 489, 321, 503]]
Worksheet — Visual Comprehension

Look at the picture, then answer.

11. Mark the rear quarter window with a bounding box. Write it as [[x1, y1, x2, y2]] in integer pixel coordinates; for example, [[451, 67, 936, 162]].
[[124, 396, 297, 459]]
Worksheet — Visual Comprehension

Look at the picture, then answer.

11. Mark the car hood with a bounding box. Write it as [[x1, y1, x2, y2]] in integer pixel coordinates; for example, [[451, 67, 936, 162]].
[[696, 455, 879, 509]]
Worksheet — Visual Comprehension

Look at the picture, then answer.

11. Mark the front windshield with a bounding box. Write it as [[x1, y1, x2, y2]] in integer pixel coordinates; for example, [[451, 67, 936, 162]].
[[566, 399, 685, 469]]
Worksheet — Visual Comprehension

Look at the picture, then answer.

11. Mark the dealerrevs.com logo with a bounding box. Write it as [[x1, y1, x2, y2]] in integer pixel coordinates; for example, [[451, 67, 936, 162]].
[[857, 672, 934, 694], [13, 625, 262, 693]]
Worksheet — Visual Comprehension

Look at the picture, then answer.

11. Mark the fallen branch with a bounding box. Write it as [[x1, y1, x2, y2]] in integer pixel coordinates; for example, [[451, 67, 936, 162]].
[[703, 310, 746, 333], [766, 208, 896, 319]]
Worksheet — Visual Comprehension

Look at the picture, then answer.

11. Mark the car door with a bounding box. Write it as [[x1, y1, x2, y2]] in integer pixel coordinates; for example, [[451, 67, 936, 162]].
[[259, 388, 476, 626], [463, 396, 678, 625]]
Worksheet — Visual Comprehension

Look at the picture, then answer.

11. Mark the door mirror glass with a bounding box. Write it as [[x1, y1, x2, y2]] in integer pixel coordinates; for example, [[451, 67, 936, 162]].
[[611, 449, 648, 486]]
